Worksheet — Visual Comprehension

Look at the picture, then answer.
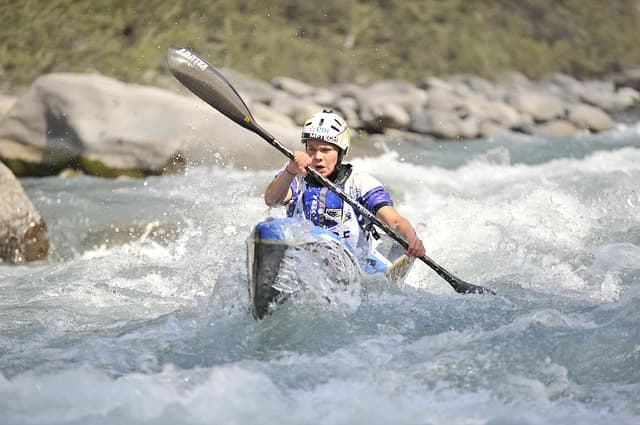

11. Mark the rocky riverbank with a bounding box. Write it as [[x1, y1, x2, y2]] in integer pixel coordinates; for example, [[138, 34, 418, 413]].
[[1, 67, 640, 178], [1, 66, 639, 263]]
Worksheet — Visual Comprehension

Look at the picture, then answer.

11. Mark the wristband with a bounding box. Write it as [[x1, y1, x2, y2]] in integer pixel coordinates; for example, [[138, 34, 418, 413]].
[[284, 168, 296, 176]]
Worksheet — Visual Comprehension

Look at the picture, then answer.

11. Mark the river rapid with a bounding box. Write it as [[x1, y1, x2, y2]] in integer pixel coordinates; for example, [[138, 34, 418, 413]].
[[1, 126, 639, 424]]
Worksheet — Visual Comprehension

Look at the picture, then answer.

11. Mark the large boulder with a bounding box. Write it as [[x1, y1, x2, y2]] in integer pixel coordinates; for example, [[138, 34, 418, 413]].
[[0, 73, 300, 176], [0, 161, 49, 263], [567, 103, 616, 132], [357, 80, 426, 132]]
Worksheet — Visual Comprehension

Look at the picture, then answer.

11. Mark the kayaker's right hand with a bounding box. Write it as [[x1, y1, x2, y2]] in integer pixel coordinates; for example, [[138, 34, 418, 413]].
[[286, 151, 312, 176], [405, 235, 426, 258]]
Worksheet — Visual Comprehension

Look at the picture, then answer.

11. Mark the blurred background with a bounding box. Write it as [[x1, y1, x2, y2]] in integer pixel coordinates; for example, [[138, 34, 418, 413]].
[[3, 0, 640, 93]]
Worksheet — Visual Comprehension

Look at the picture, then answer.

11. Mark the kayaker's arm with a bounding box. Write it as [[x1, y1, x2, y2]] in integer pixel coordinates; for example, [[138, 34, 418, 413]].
[[376, 205, 426, 258], [264, 151, 311, 207]]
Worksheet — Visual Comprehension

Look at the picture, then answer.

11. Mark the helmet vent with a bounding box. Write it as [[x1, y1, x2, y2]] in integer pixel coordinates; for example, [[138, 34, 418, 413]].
[[319, 118, 325, 126], [331, 125, 340, 132]]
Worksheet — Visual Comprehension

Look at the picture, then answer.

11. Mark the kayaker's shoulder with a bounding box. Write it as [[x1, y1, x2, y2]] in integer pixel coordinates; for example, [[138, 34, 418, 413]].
[[344, 167, 384, 188]]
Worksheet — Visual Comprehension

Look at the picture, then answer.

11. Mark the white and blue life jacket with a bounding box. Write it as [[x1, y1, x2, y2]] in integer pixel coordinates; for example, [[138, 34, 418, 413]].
[[284, 164, 395, 273]]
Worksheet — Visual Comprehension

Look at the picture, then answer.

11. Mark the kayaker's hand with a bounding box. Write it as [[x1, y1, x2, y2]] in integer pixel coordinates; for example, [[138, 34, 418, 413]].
[[286, 151, 312, 176], [405, 236, 426, 258]]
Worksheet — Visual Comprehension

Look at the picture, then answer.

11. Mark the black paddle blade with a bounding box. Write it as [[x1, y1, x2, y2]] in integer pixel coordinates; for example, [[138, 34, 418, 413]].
[[420, 255, 496, 295], [453, 279, 496, 295], [167, 45, 257, 132]]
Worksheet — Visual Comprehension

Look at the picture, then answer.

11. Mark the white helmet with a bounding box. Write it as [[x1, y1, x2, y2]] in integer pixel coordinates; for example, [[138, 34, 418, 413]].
[[301, 109, 350, 155]]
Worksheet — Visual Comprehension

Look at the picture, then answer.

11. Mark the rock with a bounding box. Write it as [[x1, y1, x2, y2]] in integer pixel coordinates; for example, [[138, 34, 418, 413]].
[[508, 91, 566, 122], [614, 87, 640, 109], [249, 102, 296, 127], [360, 102, 410, 132], [269, 92, 324, 125], [305, 87, 337, 106], [608, 104, 640, 125], [0, 73, 188, 175], [409, 109, 477, 139], [333, 96, 362, 128], [272, 76, 316, 97], [532, 120, 578, 137], [478, 120, 510, 138], [0, 161, 49, 263], [451, 74, 507, 101], [356, 80, 426, 132], [578, 80, 638, 111], [329, 83, 366, 99], [425, 87, 461, 111], [0, 95, 16, 117], [546, 73, 584, 103], [567, 103, 616, 132], [418, 77, 453, 92], [219, 67, 278, 104], [0, 73, 300, 176], [611, 66, 640, 91], [457, 96, 524, 128]]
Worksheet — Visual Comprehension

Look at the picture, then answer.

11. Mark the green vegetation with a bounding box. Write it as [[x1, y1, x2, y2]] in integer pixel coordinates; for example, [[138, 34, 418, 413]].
[[1, 0, 640, 92], [4, 153, 184, 178]]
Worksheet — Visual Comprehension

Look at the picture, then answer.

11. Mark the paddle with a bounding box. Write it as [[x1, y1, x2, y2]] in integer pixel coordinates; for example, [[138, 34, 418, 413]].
[[167, 45, 495, 295]]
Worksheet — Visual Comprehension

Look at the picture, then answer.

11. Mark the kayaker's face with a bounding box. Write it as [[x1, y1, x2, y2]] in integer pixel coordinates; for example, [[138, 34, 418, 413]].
[[306, 139, 340, 176]]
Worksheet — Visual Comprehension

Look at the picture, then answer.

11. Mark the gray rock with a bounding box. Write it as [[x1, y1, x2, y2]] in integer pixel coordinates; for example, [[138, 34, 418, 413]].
[[356, 80, 426, 131], [305, 88, 338, 107], [418, 77, 453, 92], [0, 73, 300, 175], [567, 103, 615, 132], [508, 91, 566, 122], [546, 73, 584, 103], [329, 83, 366, 99], [425, 87, 461, 111], [0, 161, 49, 263], [272, 76, 316, 97], [0, 95, 16, 117], [614, 87, 640, 109], [409, 109, 476, 139], [611, 67, 640, 91], [360, 102, 410, 132], [458, 96, 524, 128], [219, 67, 278, 104], [478, 120, 510, 138], [577, 80, 638, 111], [250, 102, 296, 128], [333, 96, 362, 128], [269, 92, 324, 125], [0, 73, 190, 172], [532, 120, 578, 137]]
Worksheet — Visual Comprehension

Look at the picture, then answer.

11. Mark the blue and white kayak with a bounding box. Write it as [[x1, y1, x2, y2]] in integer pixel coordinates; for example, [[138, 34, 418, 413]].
[[246, 217, 414, 319]]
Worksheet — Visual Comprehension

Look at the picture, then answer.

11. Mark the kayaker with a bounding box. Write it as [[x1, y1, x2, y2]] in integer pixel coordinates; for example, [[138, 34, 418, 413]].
[[265, 109, 426, 259]]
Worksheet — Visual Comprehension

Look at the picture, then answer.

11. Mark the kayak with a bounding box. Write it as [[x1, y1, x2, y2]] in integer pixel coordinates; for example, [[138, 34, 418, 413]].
[[246, 217, 414, 319]]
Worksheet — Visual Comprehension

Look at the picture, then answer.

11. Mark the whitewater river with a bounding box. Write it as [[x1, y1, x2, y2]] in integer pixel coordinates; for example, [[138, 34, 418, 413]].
[[1, 126, 639, 424]]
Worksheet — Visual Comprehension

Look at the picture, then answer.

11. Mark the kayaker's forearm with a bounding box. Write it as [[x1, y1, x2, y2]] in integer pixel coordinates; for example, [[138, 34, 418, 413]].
[[264, 170, 295, 206], [394, 218, 418, 242]]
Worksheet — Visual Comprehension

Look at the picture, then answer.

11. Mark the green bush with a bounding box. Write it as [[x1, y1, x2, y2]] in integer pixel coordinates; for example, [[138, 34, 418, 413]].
[[1, 0, 639, 92]]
